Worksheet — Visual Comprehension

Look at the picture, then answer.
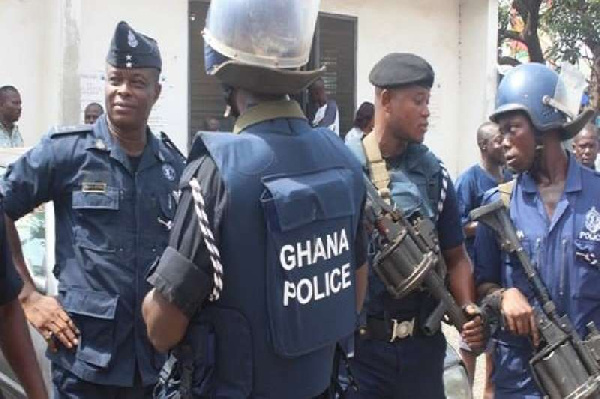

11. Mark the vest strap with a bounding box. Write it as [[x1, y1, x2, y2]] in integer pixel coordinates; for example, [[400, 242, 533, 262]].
[[498, 180, 515, 208], [362, 133, 391, 204]]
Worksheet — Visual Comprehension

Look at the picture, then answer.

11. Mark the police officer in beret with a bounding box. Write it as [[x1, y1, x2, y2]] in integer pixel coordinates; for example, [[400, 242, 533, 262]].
[[2, 21, 184, 397], [142, 0, 368, 397], [345, 53, 485, 398]]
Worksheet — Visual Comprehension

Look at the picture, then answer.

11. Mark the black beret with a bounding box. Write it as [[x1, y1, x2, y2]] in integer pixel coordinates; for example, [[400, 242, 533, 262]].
[[369, 53, 434, 89], [106, 21, 162, 71]]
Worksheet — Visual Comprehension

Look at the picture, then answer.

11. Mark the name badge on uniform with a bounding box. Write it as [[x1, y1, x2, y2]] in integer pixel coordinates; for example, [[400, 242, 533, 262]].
[[81, 182, 107, 193]]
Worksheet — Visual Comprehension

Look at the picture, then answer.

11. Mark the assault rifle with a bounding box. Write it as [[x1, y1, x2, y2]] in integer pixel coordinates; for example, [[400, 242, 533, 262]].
[[363, 176, 471, 334], [471, 200, 600, 399]]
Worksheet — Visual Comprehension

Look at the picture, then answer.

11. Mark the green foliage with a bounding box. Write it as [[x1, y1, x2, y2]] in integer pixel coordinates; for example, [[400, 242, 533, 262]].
[[545, 0, 600, 62]]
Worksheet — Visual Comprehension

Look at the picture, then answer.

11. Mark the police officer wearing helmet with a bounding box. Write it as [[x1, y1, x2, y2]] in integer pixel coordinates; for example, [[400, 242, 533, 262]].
[[2, 21, 184, 397], [474, 63, 597, 398], [344, 53, 485, 398], [142, 0, 369, 398]]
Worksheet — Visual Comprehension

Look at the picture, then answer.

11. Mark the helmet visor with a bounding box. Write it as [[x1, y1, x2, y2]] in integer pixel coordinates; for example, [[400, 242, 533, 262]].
[[204, 0, 320, 69]]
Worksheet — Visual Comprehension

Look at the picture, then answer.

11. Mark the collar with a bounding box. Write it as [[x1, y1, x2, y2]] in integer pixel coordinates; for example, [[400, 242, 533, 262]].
[[521, 152, 582, 194], [86, 115, 164, 171], [233, 100, 306, 134]]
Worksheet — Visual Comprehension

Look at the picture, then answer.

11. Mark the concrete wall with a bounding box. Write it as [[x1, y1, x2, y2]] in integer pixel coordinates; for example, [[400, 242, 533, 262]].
[[2, 0, 189, 151], [457, 0, 499, 173], [2, 0, 496, 175], [1, 0, 62, 145], [321, 0, 464, 175]]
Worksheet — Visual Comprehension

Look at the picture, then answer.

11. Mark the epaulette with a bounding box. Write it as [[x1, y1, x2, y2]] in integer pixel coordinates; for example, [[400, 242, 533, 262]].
[[49, 124, 93, 138], [160, 131, 186, 162]]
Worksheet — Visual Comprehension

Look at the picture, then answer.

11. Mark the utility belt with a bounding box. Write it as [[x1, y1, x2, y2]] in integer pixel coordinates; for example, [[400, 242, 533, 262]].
[[360, 292, 441, 342], [360, 316, 421, 342]]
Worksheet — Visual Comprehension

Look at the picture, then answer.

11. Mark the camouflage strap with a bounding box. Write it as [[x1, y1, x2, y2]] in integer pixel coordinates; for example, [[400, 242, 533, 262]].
[[362, 132, 391, 204], [498, 179, 515, 208], [189, 179, 223, 301]]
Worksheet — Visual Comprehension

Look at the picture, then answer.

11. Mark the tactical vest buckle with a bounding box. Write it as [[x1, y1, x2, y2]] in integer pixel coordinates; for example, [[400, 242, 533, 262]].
[[390, 318, 415, 342]]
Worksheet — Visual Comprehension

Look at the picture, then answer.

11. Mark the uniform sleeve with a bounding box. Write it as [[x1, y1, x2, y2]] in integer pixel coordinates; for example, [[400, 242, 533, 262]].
[[2, 135, 56, 220], [147, 154, 227, 318], [454, 170, 475, 228], [436, 178, 465, 251], [0, 207, 23, 305]]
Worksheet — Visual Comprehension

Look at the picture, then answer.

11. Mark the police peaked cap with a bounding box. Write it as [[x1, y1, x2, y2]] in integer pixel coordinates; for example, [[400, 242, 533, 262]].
[[106, 21, 162, 71], [369, 53, 435, 89]]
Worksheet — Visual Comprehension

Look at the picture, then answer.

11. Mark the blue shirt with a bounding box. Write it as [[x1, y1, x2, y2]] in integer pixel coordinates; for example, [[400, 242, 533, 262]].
[[455, 164, 512, 260], [1, 115, 184, 387], [474, 154, 600, 397]]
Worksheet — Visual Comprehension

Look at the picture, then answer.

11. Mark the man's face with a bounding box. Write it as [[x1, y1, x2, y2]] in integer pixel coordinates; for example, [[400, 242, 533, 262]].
[[84, 105, 103, 124], [207, 118, 220, 131], [105, 65, 161, 131], [484, 129, 506, 164], [497, 112, 537, 172], [0, 90, 22, 124], [573, 130, 599, 168], [385, 86, 431, 143]]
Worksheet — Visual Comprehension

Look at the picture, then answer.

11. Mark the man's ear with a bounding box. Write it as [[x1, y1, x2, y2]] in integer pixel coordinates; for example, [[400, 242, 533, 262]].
[[153, 82, 162, 105], [380, 89, 393, 114]]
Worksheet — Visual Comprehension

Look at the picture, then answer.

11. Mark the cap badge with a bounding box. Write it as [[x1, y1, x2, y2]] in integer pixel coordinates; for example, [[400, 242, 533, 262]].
[[128, 30, 138, 48], [585, 207, 600, 234]]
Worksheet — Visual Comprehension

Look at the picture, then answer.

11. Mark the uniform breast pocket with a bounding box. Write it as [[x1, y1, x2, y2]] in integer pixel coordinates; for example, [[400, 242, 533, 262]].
[[72, 188, 120, 252], [389, 179, 427, 218], [574, 239, 600, 300]]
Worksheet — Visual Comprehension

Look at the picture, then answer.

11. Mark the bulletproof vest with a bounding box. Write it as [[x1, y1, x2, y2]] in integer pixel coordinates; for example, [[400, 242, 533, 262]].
[[346, 138, 442, 222], [347, 139, 443, 316], [194, 120, 364, 398]]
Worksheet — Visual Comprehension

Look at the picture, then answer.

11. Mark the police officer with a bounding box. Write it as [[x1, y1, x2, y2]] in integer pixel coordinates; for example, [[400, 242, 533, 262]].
[[344, 53, 485, 398], [2, 21, 184, 397], [474, 63, 597, 398], [142, 1, 368, 398]]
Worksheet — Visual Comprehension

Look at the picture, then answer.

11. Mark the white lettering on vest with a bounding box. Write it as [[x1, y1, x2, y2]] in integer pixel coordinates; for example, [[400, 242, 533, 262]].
[[279, 229, 353, 307]]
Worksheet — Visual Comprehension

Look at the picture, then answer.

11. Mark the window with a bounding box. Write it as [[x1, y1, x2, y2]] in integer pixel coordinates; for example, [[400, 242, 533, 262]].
[[311, 14, 357, 137], [188, 2, 357, 143]]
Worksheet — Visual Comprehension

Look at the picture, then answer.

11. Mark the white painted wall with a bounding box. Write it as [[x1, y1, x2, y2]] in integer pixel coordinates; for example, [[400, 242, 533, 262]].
[[1, 0, 62, 146], [457, 0, 499, 174], [321, 0, 491, 177]]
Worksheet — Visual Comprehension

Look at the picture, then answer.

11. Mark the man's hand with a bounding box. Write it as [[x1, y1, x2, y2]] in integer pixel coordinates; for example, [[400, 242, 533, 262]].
[[21, 291, 79, 351], [501, 287, 539, 346], [461, 304, 486, 351]]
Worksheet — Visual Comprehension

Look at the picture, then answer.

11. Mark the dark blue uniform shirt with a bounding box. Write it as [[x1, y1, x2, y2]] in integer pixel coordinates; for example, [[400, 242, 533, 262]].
[[455, 164, 512, 260], [1, 115, 184, 387]]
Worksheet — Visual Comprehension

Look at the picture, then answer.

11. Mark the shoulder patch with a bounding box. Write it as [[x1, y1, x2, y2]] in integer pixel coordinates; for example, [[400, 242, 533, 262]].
[[49, 124, 93, 139]]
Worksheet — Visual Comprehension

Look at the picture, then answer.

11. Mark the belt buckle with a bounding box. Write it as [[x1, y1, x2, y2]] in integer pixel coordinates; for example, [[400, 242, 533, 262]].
[[389, 318, 415, 342]]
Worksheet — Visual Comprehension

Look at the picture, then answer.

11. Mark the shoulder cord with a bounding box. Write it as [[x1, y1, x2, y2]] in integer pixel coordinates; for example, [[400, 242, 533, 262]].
[[436, 162, 450, 223], [189, 178, 223, 301]]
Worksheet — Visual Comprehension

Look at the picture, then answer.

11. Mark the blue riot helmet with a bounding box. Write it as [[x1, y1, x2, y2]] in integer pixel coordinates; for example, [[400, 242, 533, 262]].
[[202, 0, 324, 95], [491, 63, 594, 140]]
